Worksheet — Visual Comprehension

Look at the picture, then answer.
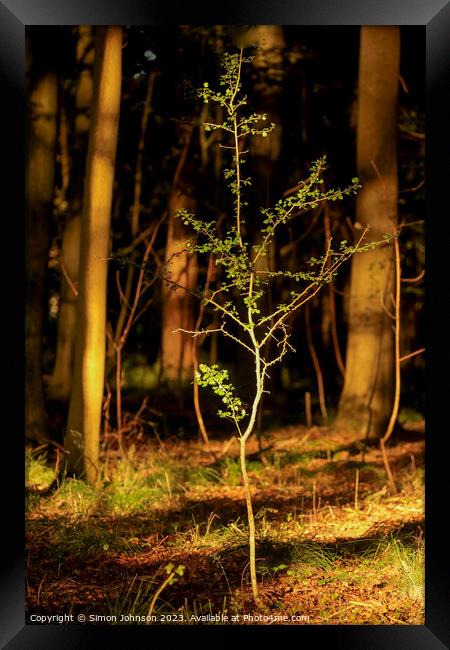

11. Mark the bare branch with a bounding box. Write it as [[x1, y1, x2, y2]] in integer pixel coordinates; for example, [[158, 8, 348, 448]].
[[115, 269, 130, 311], [59, 256, 79, 297], [380, 293, 396, 320], [401, 269, 425, 283], [399, 347, 425, 363], [175, 323, 255, 355]]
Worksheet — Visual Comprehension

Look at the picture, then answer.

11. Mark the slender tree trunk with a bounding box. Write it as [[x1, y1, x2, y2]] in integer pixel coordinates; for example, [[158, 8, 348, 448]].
[[334, 27, 400, 440], [65, 27, 122, 482], [47, 26, 94, 402], [25, 30, 58, 441]]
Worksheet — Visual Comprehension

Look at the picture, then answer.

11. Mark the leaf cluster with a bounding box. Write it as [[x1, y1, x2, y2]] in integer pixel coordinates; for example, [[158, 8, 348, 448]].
[[164, 563, 185, 585], [196, 363, 246, 421]]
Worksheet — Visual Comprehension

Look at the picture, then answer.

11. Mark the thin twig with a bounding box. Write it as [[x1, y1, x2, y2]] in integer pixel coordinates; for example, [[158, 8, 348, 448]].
[[115, 215, 164, 450], [399, 178, 425, 195], [305, 303, 328, 421], [399, 347, 425, 363], [114, 73, 156, 343], [114, 223, 156, 257], [380, 293, 396, 320], [401, 269, 424, 283], [370, 159, 387, 194], [115, 269, 131, 311], [399, 74, 409, 94], [172, 124, 194, 190], [398, 219, 424, 230], [324, 203, 345, 378], [380, 236, 401, 494], [192, 254, 215, 449], [59, 256, 78, 297]]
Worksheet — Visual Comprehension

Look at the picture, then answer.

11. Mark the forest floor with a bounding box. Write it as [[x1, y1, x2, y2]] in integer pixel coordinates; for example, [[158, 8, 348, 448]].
[[25, 423, 424, 626]]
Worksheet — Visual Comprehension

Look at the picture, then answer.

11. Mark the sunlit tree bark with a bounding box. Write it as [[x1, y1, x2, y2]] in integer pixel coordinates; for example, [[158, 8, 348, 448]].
[[334, 26, 400, 439], [47, 26, 94, 402], [249, 25, 286, 212], [25, 29, 58, 441], [65, 27, 122, 481], [161, 165, 199, 386]]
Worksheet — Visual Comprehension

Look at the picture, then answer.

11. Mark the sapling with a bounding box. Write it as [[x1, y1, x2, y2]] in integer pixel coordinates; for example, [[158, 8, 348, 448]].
[[172, 49, 388, 601]]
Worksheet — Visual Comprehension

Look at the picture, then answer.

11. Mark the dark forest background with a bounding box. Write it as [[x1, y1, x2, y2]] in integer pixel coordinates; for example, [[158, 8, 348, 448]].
[[28, 25, 424, 444]]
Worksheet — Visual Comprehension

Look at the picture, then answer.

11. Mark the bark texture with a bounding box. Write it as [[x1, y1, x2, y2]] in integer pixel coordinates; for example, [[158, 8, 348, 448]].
[[26, 31, 58, 441], [334, 27, 400, 439], [161, 186, 199, 385], [65, 27, 122, 481], [47, 26, 94, 402]]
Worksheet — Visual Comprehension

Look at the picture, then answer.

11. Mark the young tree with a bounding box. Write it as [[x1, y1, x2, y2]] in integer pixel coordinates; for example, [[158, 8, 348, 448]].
[[25, 28, 58, 442], [175, 50, 377, 601], [47, 26, 94, 402], [65, 27, 122, 483], [334, 26, 400, 440]]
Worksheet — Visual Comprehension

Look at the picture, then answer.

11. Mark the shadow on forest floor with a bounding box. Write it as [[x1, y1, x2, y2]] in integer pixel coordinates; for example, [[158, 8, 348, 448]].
[[26, 426, 425, 625]]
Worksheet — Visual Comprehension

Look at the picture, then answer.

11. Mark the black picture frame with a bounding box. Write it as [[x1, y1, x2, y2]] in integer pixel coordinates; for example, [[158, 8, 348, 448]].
[[3, 0, 449, 648]]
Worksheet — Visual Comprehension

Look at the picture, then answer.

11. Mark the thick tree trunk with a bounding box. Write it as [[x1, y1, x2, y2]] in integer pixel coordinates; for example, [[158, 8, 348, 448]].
[[65, 27, 122, 482], [334, 27, 400, 440], [25, 31, 58, 442], [47, 27, 94, 402]]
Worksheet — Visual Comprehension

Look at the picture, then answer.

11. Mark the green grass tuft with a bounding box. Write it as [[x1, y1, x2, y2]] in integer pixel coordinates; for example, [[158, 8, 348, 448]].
[[47, 478, 99, 516], [25, 450, 56, 490]]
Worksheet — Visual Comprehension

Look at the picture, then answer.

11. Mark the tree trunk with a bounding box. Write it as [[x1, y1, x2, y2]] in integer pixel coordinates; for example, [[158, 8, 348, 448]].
[[249, 25, 286, 211], [25, 30, 58, 441], [47, 26, 94, 402], [65, 27, 122, 482], [334, 27, 400, 440], [46, 216, 81, 401], [248, 26, 286, 416], [161, 187, 199, 386]]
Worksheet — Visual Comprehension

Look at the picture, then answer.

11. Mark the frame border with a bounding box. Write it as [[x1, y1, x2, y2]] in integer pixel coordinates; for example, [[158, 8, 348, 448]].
[[3, 1, 449, 647]]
